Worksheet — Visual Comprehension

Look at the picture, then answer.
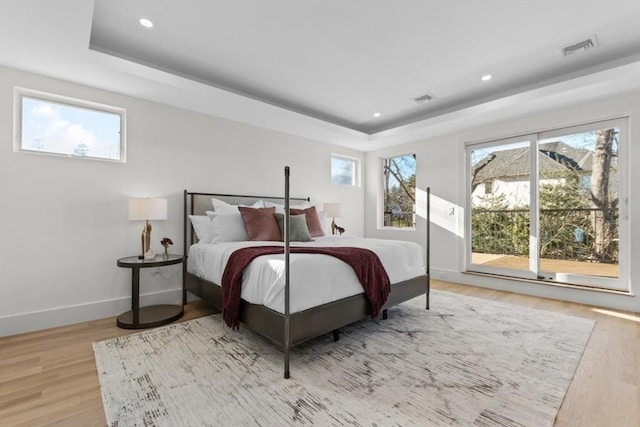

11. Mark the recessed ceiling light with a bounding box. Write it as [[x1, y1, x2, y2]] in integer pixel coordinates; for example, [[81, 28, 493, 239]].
[[139, 18, 154, 28], [481, 74, 492, 82], [373, 112, 381, 118]]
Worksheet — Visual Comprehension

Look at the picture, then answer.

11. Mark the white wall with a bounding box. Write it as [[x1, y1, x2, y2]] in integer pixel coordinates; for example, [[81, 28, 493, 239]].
[[2, 65, 636, 337], [0, 66, 365, 336], [366, 92, 640, 313]]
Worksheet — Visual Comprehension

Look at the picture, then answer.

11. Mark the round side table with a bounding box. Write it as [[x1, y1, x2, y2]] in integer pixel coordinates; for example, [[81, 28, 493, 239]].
[[116, 254, 184, 329]]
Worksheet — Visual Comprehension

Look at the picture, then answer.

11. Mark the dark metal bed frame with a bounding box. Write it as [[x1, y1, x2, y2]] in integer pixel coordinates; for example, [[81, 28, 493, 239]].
[[183, 166, 430, 379]]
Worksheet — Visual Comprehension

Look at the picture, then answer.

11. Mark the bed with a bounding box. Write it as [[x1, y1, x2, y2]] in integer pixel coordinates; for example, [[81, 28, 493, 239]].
[[182, 167, 430, 378]]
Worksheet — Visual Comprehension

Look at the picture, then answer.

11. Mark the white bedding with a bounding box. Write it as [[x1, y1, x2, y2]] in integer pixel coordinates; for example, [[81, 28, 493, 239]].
[[187, 235, 425, 314]]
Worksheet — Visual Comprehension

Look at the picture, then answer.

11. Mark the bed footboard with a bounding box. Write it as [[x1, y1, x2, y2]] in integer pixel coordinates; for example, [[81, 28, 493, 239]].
[[184, 271, 428, 349]]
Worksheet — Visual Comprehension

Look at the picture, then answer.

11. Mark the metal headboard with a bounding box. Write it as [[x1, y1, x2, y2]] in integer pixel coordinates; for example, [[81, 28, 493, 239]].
[[183, 191, 310, 245]]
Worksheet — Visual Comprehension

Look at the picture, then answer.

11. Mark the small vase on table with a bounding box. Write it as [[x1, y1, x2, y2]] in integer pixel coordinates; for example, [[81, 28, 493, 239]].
[[160, 237, 173, 260]]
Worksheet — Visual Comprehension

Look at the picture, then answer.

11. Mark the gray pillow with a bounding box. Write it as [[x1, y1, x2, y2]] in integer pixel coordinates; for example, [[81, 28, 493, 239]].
[[274, 213, 313, 242]]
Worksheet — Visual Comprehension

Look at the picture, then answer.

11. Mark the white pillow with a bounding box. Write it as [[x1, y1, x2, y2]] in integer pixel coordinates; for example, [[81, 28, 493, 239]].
[[211, 198, 264, 213], [188, 215, 214, 243], [264, 200, 311, 214], [208, 212, 250, 242], [317, 209, 332, 236]]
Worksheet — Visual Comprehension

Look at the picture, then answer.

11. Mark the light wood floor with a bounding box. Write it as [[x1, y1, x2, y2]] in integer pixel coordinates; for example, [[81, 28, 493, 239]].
[[0, 281, 638, 426]]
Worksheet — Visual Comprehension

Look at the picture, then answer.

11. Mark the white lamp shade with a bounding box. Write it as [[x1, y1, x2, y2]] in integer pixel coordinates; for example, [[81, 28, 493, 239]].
[[323, 202, 344, 218], [128, 198, 168, 221]]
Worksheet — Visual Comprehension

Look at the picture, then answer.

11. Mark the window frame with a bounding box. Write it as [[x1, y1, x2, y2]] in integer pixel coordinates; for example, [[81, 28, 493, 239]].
[[331, 154, 359, 187], [380, 152, 417, 229], [14, 87, 127, 163], [484, 179, 494, 195], [464, 117, 629, 291]]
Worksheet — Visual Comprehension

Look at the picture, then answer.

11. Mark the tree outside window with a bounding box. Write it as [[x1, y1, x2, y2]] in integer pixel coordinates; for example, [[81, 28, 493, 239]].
[[383, 154, 416, 227], [468, 122, 622, 287]]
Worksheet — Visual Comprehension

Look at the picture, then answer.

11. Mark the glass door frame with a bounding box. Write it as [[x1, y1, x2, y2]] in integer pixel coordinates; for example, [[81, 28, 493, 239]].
[[464, 117, 628, 292], [535, 118, 628, 289], [465, 133, 539, 281]]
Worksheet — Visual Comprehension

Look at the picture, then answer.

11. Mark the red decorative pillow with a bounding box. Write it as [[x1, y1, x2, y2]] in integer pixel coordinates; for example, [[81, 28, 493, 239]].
[[290, 206, 325, 237], [238, 207, 281, 241]]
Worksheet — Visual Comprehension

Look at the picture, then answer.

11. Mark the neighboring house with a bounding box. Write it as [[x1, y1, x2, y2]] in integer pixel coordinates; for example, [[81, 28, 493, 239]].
[[471, 141, 594, 208]]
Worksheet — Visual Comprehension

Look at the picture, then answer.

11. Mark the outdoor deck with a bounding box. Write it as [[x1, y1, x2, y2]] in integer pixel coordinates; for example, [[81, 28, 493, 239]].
[[472, 253, 618, 278]]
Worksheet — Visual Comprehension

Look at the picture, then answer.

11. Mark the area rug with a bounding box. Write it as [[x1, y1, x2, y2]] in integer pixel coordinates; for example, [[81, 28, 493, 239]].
[[93, 290, 595, 426]]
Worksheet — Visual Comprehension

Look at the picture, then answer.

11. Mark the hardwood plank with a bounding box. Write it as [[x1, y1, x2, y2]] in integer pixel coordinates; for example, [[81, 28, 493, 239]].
[[0, 288, 637, 426]]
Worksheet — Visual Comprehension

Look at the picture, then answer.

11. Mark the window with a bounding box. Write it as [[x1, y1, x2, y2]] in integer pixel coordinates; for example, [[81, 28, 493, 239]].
[[331, 154, 358, 186], [382, 154, 416, 228], [467, 118, 627, 291], [15, 88, 125, 162], [484, 180, 494, 194]]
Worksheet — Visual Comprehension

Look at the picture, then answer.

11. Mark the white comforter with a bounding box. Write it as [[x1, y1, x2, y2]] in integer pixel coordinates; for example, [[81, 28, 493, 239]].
[[187, 235, 425, 314]]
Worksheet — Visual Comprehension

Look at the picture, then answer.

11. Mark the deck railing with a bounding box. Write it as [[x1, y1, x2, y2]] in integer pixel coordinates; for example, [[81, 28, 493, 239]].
[[472, 207, 618, 263], [383, 211, 415, 228]]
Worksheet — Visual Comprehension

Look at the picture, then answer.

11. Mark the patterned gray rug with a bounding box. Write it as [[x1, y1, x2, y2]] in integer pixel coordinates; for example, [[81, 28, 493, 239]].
[[93, 290, 594, 426]]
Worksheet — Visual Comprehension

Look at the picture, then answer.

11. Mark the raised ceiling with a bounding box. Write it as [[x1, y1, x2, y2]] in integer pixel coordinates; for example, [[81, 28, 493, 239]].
[[1, 1, 639, 151]]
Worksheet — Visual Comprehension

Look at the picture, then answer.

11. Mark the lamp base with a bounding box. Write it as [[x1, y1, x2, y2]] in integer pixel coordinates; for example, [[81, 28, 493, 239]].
[[330, 218, 345, 235], [140, 221, 152, 259]]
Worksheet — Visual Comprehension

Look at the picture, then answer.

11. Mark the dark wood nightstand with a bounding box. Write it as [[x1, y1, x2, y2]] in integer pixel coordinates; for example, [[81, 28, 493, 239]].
[[116, 254, 184, 329]]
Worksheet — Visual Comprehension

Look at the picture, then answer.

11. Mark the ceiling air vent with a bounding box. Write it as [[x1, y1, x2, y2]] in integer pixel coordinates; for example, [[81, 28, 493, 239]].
[[560, 35, 599, 57], [413, 93, 436, 104]]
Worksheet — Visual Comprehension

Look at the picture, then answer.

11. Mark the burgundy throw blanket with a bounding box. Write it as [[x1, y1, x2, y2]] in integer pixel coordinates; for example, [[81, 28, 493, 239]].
[[221, 246, 391, 329]]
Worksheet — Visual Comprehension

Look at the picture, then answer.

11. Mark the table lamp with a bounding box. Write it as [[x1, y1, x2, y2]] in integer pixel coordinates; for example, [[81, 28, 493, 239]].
[[323, 202, 344, 235], [128, 198, 168, 258]]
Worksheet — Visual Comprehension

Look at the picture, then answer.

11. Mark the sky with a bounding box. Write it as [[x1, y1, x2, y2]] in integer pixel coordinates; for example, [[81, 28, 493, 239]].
[[469, 129, 618, 167], [21, 96, 121, 160]]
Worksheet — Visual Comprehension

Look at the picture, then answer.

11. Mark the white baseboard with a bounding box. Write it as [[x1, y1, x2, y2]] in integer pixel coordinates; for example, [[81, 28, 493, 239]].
[[0, 288, 189, 337]]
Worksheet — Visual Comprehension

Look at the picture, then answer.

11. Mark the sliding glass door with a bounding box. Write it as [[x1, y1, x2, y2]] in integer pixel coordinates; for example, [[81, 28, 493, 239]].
[[469, 135, 538, 280], [467, 118, 627, 291]]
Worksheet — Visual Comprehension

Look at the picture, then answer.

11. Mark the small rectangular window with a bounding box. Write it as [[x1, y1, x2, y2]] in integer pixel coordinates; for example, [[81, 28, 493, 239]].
[[382, 153, 416, 228], [484, 180, 494, 194], [15, 88, 126, 162], [331, 155, 358, 186]]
